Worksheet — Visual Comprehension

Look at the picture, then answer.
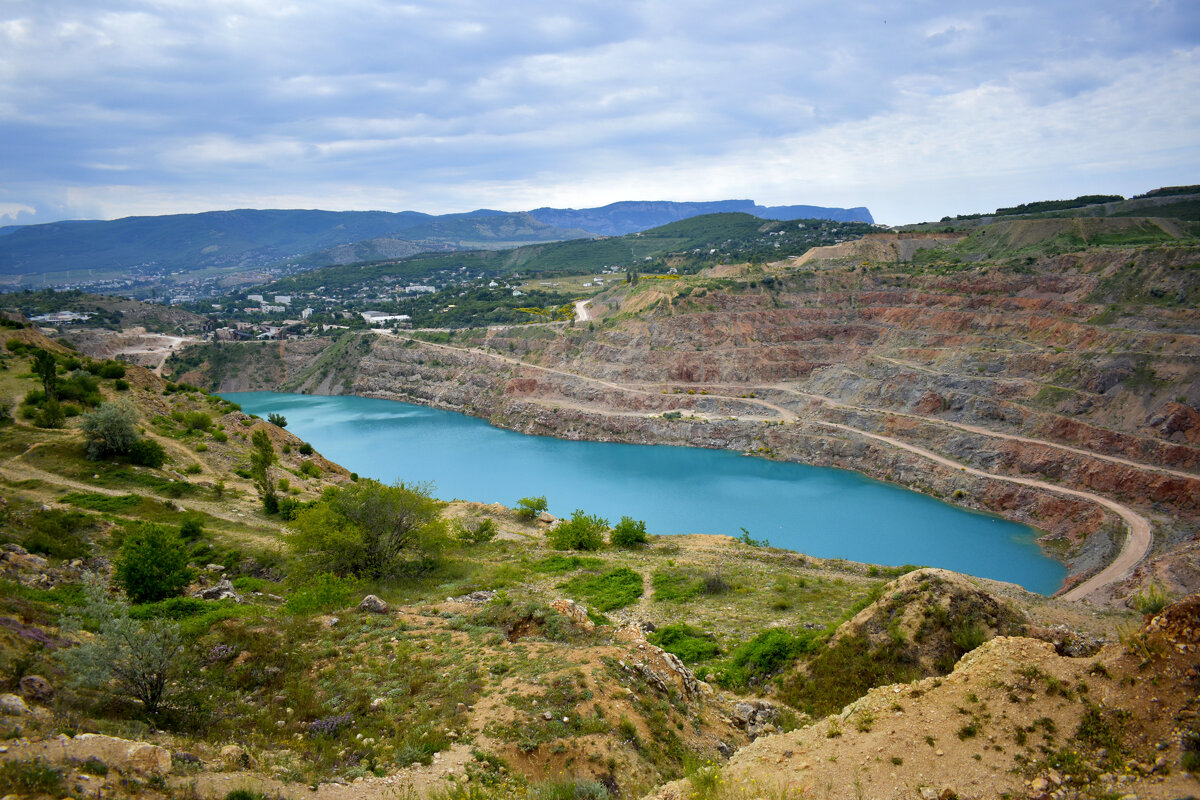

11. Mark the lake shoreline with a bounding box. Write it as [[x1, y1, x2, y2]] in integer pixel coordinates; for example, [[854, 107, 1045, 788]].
[[223, 390, 1069, 595]]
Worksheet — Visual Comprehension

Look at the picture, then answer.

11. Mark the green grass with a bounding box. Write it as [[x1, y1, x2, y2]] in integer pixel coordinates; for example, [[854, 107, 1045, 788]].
[[61, 491, 141, 512], [529, 554, 604, 574], [648, 624, 721, 663], [559, 567, 644, 612], [651, 569, 704, 602], [0, 759, 65, 797]]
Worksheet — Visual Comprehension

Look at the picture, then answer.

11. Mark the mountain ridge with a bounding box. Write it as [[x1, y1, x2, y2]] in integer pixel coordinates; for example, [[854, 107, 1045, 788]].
[[0, 200, 873, 287]]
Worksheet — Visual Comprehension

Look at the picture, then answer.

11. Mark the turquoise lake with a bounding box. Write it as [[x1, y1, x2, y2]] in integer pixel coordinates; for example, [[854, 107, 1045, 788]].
[[223, 392, 1066, 594]]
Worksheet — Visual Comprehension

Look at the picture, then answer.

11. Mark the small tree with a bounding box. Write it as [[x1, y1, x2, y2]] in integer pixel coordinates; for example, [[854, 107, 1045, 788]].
[[56, 575, 184, 717], [128, 438, 166, 468], [115, 523, 193, 604], [286, 479, 448, 579], [267, 412, 287, 428], [31, 349, 57, 399], [33, 396, 64, 428], [516, 495, 548, 521], [79, 400, 140, 460], [548, 510, 608, 551], [611, 516, 649, 548], [249, 428, 278, 513]]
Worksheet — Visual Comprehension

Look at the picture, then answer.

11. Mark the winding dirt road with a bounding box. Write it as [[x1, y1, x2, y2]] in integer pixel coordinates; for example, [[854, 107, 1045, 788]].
[[389, 333, 1154, 601]]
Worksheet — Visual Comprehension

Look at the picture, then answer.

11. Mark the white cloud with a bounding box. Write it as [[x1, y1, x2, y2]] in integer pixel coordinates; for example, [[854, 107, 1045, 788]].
[[1, 0, 1197, 224]]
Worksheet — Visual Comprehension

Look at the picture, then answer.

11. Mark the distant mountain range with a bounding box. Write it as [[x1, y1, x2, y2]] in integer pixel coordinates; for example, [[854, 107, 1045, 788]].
[[526, 200, 873, 236], [0, 201, 873, 286]]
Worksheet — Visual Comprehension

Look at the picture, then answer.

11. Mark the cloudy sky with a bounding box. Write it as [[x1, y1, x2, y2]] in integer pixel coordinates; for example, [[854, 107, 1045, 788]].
[[2, 1, 1198, 227]]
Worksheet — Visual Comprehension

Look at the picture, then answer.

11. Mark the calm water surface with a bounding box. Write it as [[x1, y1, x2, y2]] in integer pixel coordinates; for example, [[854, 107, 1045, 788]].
[[223, 392, 1066, 594]]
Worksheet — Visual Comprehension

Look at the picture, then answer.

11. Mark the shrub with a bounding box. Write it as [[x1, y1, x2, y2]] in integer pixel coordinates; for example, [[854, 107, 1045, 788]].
[[286, 479, 448, 579], [1130, 580, 1170, 616], [298, 442, 314, 455], [23, 509, 93, 560], [211, 430, 228, 442], [649, 623, 721, 663], [98, 361, 126, 379], [113, 378, 130, 391], [267, 412, 287, 428], [56, 575, 184, 716], [183, 411, 212, 431], [179, 515, 204, 539], [718, 628, 822, 689], [610, 516, 648, 548], [455, 517, 498, 544], [548, 510, 607, 551], [33, 397, 64, 428], [128, 438, 166, 468], [516, 495, 549, 521], [299, 460, 321, 478], [115, 524, 194, 604], [283, 572, 359, 615]]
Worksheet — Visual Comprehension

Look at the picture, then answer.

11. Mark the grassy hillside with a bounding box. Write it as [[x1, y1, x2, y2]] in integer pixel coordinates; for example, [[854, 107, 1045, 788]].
[[263, 214, 877, 299]]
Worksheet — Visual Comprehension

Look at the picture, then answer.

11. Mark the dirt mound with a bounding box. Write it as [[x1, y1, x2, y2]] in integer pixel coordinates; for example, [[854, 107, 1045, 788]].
[[778, 570, 1028, 718], [648, 620, 1200, 800], [794, 233, 964, 266]]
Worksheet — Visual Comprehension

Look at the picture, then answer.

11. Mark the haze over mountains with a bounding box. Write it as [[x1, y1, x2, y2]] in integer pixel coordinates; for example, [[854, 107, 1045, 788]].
[[0, 200, 873, 286]]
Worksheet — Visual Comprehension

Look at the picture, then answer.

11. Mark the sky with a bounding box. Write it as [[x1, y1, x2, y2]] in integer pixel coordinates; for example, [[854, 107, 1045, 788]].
[[2, 1, 1198, 227]]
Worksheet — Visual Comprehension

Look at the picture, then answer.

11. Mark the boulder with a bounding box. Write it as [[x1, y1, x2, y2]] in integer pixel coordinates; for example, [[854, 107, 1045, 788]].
[[220, 743, 248, 768], [358, 594, 390, 614], [67, 734, 172, 774], [551, 599, 594, 631], [196, 579, 241, 602], [18, 674, 53, 703], [0, 694, 28, 715]]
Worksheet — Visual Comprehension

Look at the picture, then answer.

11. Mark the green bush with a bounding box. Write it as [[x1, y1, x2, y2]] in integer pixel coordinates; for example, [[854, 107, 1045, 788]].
[[128, 438, 166, 468], [267, 412, 287, 428], [212, 430, 228, 442], [717, 628, 822, 689], [23, 509, 93, 560], [34, 397, 65, 428], [455, 517, 498, 544], [649, 623, 721, 663], [547, 510, 607, 551], [285, 479, 448, 579], [56, 576, 183, 716], [183, 411, 212, 431], [113, 378, 130, 391], [610, 516, 648, 548], [516, 495, 548, 521], [560, 567, 643, 611], [298, 441, 314, 455], [98, 361, 126, 379], [283, 572, 359, 615], [299, 460, 321, 478], [116, 524, 194, 604]]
